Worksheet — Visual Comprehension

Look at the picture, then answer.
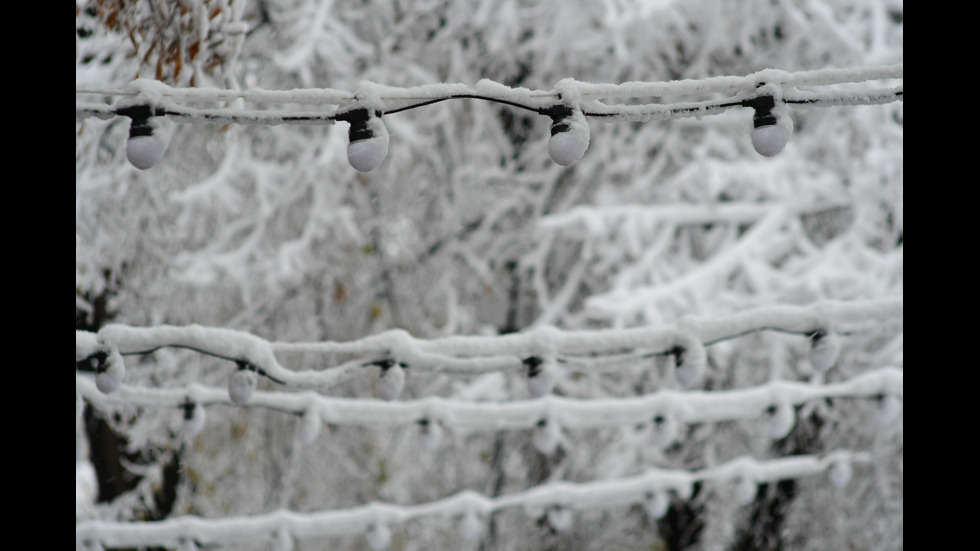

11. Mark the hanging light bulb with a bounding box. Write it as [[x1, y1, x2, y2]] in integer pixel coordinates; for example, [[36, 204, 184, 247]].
[[547, 506, 574, 533], [827, 459, 853, 489], [532, 418, 561, 455], [547, 104, 590, 166], [418, 418, 443, 451], [229, 363, 258, 405], [734, 476, 758, 505], [95, 346, 126, 394], [458, 511, 483, 541], [765, 400, 796, 440], [271, 530, 294, 551], [808, 330, 841, 372], [366, 523, 392, 551], [525, 356, 556, 398], [650, 413, 679, 450], [374, 360, 406, 401], [124, 105, 171, 170], [296, 407, 322, 445], [875, 394, 901, 427], [749, 95, 793, 157], [672, 343, 706, 388], [645, 490, 670, 519], [183, 402, 206, 437], [345, 108, 389, 172]]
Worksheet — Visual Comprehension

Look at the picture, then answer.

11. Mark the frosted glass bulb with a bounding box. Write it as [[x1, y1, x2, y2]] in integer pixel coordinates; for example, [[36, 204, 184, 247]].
[[547, 507, 573, 533], [808, 331, 841, 372], [229, 368, 258, 405], [95, 348, 125, 394], [459, 511, 483, 541], [645, 490, 670, 519], [296, 408, 322, 445], [548, 108, 590, 166], [533, 419, 560, 455], [126, 135, 168, 169], [828, 460, 853, 488], [376, 362, 405, 401], [650, 414, 678, 449], [347, 114, 390, 172], [183, 403, 206, 437], [526, 356, 556, 398], [876, 394, 901, 427], [766, 402, 795, 440], [735, 477, 757, 505], [674, 345, 706, 388], [751, 125, 789, 157], [418, 419, 442, 451], [366, 523, 392, 551]]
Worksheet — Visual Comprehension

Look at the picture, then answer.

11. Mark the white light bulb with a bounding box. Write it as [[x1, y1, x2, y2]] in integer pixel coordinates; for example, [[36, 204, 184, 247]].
[[751, 125, 789, 157], [418, 419, 443, 451], [272, 530, 294, 551], [828, 460, 853, 489], [126, 116, 171, 170], [808, 331, 841, 372], [459, 511, 483, 541], [673, 344, 706, 388], [183, 403, 206, 437], [650, 414, 678, 450], [547, 507, 574, 533], [366, 523, 392, 551], [766, 402, 795, 440], [548, 107, 590, 166], [526, 356, 556, 398], [645, 490, 670, 519], [347, 113, 390, 172], [296, 408, 322, 445], [876, 394, 901, 427], [229, 368, 258, 405], [376, 362, 405, 401], [95, 347, 125, 394], [532, 419, 561, 455], [735, 477, 757, 505]]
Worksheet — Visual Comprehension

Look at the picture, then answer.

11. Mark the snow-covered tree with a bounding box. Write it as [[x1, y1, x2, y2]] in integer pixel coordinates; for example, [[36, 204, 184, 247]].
[[77, 1, 902, 549]]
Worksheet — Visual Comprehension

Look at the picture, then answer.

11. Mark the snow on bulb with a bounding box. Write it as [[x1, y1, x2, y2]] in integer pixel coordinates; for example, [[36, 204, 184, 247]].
[[828, 460, 853, 489], [95, 347, 125, 394], [645, 490, 670, 519], [533, 418, 561, 455], [548, 107, 590, 166], [808, 330, 841, 372], [366, 523, 392, 551], [734, 477, 757, 505], [376, 361, 405, 401], [547, 507, 574, 533], [418, 419, 442, 451], [650, 414, 678, 450], [229, 368, 258, 405], [459, 511, 483, 541], [126, 115, 171, 170], [347, 111, 389, 172], [765, 401, 795, 440], [525, 356, 556, 398], [183, 403, 206, 437]]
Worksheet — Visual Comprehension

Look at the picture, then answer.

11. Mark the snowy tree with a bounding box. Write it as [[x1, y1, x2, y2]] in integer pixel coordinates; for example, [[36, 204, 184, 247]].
[[77, 0, 902, 549]]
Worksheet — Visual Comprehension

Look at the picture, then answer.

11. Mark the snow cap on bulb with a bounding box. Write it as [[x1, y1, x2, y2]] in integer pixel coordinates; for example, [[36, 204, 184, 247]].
[[749, 92, 793, 157]]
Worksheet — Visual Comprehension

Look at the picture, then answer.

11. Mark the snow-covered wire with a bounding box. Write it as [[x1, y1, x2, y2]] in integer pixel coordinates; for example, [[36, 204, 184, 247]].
[[74, 451, 872, 549]]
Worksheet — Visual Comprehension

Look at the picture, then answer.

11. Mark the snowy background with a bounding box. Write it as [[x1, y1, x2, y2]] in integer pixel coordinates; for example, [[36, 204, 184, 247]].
[[76, 1, 903, 549]]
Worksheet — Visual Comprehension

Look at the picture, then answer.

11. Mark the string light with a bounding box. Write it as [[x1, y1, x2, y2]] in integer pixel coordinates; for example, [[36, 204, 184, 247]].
[[182, 401, 206, 437], [808, 330, 842, 372], [118, 104, 171, 170], [370, 359, 407, 401], [339, 108, 389, 172], [365, 523, 392, 551], [524, 355, 557, 398], [94, 346, 125, 395], [644, 489, 670, 519], [228, 361, 258, 405]]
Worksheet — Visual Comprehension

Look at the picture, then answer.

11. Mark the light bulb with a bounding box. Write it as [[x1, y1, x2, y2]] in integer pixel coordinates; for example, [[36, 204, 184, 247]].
[[750, 95, 793, 157], [828, 459, 853, 489], [876, 394, 901, 427], [525, 356, 556, 398], [366, 523, 392, 551], [95, 347, 125, 394], [375, 361, 406, 401], [296, 408, 322, 445], [808, 330, 841, 372], [346, 110, 389, 172], [645, 490, 670, 519], [547, 507, 574, 533], [126, 110, 171, 170], [532, 418, 561, 455], [229, 366, 258, 405], [548, 106, 590, 166], [183, 403, 206, 437], [734, 476, 757, 505], [673, 344, 706, 388], [650, 414, 678, 450], [765, 401, 795, 440], [459, 511, 483, 541], [418, 419, 443, 451]]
